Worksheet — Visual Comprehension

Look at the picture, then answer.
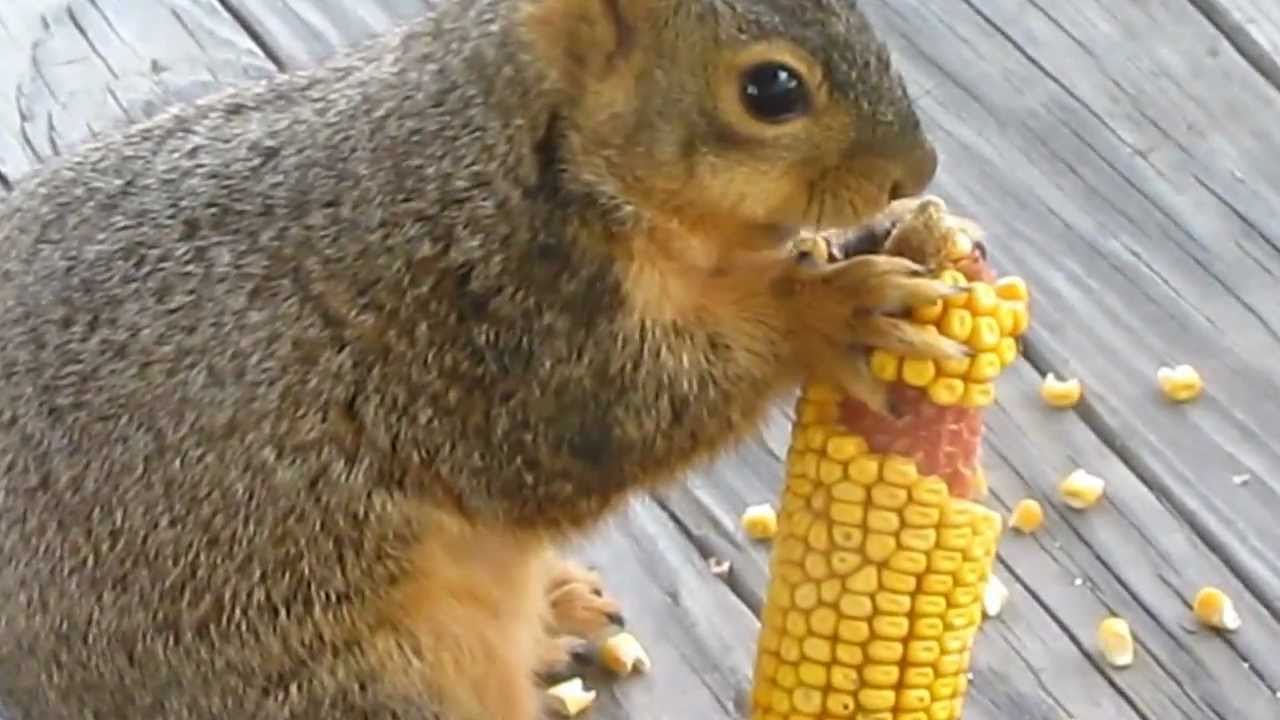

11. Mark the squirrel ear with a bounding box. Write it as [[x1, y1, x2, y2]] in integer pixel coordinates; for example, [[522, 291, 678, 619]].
[[519, 0, 649, 89]]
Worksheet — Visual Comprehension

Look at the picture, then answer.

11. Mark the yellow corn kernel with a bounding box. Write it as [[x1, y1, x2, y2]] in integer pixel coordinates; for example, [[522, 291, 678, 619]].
[[1008, 302, 1030, 336], [967, 316, 1002, 351], [870, 349, 902, 383], [966, 282, 999, 315], [545, 677, 597, 717], [1097, 617, 1135, 668], [995, 336, 1019, 366], [966, 353, 1002, 383], [926, 377, 965, 407], [935, 355, 972, 378], [939, 308, 974, 342], [901, 358, 938, 388], [1039, 372, 1083, 408], [601, 632, 652, 676], [1058, 469, 1106, 510], [994, 276, 1029, 302], [743, 504, 779, 540], [1008, 499, 1044, 533], [912, 299, 945, 324], [961, 382, 995, 409], [1156, 364, 1204, 402], [1193, 587, 1241, 631]]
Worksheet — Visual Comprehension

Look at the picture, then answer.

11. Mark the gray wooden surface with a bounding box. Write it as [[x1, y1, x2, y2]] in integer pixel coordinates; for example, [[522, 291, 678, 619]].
[[3, 1, 1279, 718]]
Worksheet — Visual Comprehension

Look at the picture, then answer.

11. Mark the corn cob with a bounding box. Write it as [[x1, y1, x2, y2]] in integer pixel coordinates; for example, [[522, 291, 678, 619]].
[[751, 200, 1030, 720]]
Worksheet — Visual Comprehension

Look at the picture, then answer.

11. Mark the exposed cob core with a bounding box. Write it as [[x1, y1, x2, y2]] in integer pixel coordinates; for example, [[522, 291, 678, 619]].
[[750, 200, 1030, 720]]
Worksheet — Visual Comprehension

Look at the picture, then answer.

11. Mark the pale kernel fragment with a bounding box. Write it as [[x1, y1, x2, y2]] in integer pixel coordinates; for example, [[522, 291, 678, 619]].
[[1098, 617, 1136, 667], [1040, 372, 1083, 408], [870, 349, 902, 383], [742, 503, 778, 539], [1008, 499, 1044, 533], [983, 575, 1009, 618], [1157, 364, 1204, 402], [545, 678, 597, 717], [1193, 586, 1242, 631], [601, 632, 652, 676], [902, 358, 939, 387], [1058, 468, 1106, 510]]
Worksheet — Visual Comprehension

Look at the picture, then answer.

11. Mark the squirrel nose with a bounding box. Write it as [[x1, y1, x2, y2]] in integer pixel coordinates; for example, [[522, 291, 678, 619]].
[[888, 137, 938, 200]]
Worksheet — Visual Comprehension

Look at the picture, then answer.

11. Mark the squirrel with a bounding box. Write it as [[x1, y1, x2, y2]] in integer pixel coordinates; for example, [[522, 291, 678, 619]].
[[0, 0, 967, 717]]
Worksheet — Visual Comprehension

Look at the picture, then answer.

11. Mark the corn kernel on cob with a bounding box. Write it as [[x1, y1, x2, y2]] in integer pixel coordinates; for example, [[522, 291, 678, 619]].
[[751, 202, 1031, 720]]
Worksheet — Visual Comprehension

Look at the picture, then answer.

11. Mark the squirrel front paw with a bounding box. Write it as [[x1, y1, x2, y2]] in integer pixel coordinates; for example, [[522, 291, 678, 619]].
[[784, 201, 974, 414]]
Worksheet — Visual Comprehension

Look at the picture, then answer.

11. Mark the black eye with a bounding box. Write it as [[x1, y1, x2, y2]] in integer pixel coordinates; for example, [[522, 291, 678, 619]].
[[741, 62, 811, 123]]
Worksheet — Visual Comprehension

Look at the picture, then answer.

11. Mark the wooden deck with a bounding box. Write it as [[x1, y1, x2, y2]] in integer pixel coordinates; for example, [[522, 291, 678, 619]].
[[3, 1, 1280, 718]]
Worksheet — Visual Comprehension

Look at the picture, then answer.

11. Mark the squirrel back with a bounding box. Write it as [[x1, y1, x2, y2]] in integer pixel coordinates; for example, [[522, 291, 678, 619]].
[[0, 0, 946, 716]]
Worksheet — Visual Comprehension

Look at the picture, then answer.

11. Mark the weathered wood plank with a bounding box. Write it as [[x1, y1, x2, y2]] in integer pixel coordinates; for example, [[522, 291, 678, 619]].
[[218, 0, 430, 70], [0, 0, 274, 184], [862, 0, 1280, 625], [1188, 0, 1280, 91]]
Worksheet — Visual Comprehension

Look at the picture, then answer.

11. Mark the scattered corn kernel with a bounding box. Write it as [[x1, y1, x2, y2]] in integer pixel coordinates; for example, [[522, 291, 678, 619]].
[[982, 575, 1009, 618], [1039, 372, 1083, 408], [1193, 587, 1241, 631], [743, 503, 779, 540], [1008, 499, 1044, 533], [1097, 617, 1135, 668], [546, 677, 597, 717], [1058, 469, 1106, 510], [1156, 364, 1204, 402], [601, 632, 652, 675]]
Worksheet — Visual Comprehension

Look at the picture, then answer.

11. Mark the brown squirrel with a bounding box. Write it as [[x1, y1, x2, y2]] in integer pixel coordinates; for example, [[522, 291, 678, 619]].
[[0, 0, 966, 717]]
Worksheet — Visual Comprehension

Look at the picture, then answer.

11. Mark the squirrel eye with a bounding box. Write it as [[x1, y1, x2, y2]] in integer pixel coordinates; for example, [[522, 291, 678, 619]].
[[740, 62, 811, 123]]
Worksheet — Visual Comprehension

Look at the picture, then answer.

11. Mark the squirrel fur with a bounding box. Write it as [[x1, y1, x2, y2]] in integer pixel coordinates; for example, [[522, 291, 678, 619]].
[[0, 0, 962, 717]]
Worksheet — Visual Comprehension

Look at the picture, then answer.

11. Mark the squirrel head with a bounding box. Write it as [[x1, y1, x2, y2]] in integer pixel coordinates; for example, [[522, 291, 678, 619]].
[[518, 0, 937, 248]]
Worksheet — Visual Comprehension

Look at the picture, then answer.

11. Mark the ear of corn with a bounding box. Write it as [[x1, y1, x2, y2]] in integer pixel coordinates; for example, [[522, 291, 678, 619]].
[[751, 203, 1030, 720]]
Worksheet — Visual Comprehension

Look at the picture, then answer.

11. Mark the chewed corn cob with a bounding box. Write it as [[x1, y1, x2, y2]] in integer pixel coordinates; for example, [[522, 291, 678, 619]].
[[751, 200, 1030, 720]]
